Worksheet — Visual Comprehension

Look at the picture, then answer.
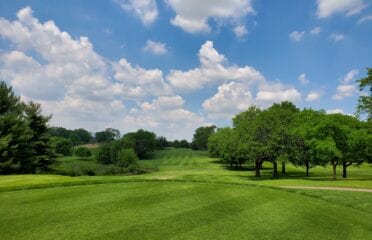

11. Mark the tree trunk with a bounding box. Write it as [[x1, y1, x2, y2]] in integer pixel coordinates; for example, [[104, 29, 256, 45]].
[[272, 161, 278, 178], [255, 160, 261, 177], [342, 162, 353, 178], [305, 161, 309, 177], [281, 162, 286, 176], [332, 161, 337, 180]]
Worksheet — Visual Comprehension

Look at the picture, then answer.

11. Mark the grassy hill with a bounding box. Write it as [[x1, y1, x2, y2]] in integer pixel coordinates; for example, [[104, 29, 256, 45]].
[[0, 149, 371, 239]]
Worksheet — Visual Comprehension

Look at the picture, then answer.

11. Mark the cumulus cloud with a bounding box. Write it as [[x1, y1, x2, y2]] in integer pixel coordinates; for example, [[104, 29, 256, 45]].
[[306, 91, 322, 101], [166, 0, 254, 34], [289, 31, 305, 42], [144, 40, 168, 55], [332, 69, 359, 100], [316, 0, 367, 18], [167, 40, 265, 91], [298, 73, 309, 84], [120, 95, 205, 140], [256, 82, 301, 105], [202, 82, 253, 118], [329, 33, 345, 42], [0, 6, 205, 140], [114, 0, 158, 25]]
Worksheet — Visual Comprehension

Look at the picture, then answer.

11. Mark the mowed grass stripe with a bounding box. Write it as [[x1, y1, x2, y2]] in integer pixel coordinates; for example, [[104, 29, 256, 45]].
[[1, 182, 371, 240]]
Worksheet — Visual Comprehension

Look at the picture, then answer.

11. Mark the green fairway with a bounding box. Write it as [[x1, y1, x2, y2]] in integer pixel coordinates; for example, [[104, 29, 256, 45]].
[[1, 149, 372, 239]]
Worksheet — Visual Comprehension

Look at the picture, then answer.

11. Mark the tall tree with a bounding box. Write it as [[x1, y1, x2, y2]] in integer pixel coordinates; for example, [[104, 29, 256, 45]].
[[192, 126, 216, 150], [356, 67, 372, 120], [24, 102, 56, 172]]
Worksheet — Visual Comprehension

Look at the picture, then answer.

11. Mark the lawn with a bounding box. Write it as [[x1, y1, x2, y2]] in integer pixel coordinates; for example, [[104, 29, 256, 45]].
[[0, 149, 371, 239]]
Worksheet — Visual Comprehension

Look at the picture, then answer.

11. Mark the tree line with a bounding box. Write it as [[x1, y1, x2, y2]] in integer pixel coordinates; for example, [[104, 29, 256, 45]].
[[208, 69, 372, 179]]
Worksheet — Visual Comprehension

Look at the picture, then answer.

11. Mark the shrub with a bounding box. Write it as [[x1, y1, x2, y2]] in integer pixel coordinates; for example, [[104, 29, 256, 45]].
[[74, 147, 92, 160], [116, 148, 138, 168]]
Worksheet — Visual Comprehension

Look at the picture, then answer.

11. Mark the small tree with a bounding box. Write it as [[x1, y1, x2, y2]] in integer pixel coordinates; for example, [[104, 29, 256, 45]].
[[117, 149, 138, 168], [74, 147, 91, 160]]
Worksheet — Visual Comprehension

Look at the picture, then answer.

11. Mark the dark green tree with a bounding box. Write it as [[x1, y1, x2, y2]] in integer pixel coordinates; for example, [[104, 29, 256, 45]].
[[121, 129, 156, 159], [192, 125, 216, 150], [50, 136, 73, 156]]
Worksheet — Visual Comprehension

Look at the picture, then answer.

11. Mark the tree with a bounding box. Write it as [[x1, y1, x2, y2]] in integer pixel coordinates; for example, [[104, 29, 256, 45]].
[[50, 136, 73, 156], [0, 81, 32, 173], [24, 102, 56, 172], [255, 102, 299, 178], [117, 149, 138, 168], [156, 136, 169, 149], [74, 147, 92, 160], [291, 109, 326, 176], [192, 126, 216, 150], [356, 67, 372, 120], [233, 106, 263, 176], [96, 143, 115, 164], [121, 129, 156, 159], [95, 129, 117, 143], [73, 128, 92, 144], [0, 82, 55, 173]]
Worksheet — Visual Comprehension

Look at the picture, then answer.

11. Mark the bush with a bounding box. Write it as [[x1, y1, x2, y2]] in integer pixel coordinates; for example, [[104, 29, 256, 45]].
[[74, 147, 91, 160], [116, 149, 138, 168]]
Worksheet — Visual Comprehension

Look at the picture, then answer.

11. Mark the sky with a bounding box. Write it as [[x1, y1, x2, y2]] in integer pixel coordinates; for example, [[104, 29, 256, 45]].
[[0, 0, 371, 140]]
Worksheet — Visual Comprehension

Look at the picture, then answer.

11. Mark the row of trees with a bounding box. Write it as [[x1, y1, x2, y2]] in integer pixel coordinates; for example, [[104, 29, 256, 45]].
[[208, 69, 372, 179], [209, 102, 371, 179]]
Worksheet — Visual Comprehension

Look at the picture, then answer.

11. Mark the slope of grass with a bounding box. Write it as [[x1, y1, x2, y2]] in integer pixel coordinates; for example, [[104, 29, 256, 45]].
[[1, 149, 372, 239]]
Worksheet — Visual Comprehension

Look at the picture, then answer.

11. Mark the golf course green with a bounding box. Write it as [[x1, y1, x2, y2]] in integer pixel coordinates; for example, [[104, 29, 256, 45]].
[[1, 149, 372, 239]]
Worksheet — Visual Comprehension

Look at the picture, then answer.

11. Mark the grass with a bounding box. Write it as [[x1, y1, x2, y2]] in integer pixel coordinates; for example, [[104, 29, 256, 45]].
[[0, 149, 371, 239]]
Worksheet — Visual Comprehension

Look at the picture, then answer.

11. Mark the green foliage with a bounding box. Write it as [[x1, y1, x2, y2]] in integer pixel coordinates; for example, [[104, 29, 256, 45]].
[[191, 125, 216, 150], [117, 148, 138, 168], [356, 67, 372, 119], [0, 81, 55, 173], [49, 127, 92, 146], [50, 136, 73, 156], [156, 136, 169, 149], [95, 128, 120, 143], [74, 147, 92, 160], [122, 129, 156, 159]]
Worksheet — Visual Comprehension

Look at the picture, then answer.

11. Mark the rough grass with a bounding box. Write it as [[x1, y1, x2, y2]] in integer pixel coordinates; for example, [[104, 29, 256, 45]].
[[0, 149, 372, 239]]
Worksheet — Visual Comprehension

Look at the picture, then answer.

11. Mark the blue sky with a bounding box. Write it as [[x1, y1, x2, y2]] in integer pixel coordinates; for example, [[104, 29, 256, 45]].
[[0, 0, 371, 140]]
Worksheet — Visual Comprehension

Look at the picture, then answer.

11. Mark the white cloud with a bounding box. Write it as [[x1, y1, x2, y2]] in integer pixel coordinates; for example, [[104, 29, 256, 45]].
[[298, 73, 309, 84], [121, 95, 205, 140], [310, 27, 321, 35], [333, 84, 357, 100], [316, 0, 367, 18], [166, 0, 255, 33], [167, 40, 265, 91], [332, 69, 359, 100], [306, 91, 322, 101], [326, 108, 345, 114], [329, 33, 345, 41], [256, 88, 301, 105], [342, 69, 359, 83], [113, 58, 172, 97], [289, 31, 305, 42], [144, 40, 168, 55], [114, 0, 158, 25], [0, 6, 206, 140], [358, 15, 372, 23], [233, 25, 248, 38], [202, 82, 253, 118]]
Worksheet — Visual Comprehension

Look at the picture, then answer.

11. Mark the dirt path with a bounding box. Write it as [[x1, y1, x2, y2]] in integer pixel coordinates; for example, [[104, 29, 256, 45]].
[[280, 186, 372, 193]]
